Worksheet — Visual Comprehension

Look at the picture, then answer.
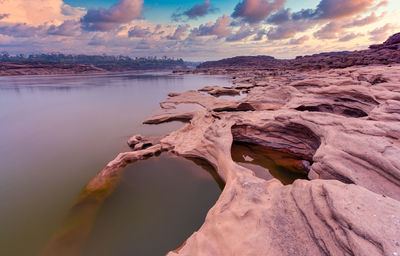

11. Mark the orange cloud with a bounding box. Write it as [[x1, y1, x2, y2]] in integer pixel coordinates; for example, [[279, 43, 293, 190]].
[[0, 0, 84, 26]]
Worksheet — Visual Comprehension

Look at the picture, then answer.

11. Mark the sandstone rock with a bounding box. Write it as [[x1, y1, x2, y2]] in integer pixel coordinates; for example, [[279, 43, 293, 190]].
[[143, 64, 400, 255], [55, 61, 400, 255], [199, 85, 240, 96], [168, 179, 400, 256], [168, 92, 181, 97]]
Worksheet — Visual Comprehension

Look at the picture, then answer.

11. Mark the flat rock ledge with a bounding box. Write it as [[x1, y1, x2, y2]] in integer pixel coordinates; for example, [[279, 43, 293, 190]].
[[104, 65, 400, 256]]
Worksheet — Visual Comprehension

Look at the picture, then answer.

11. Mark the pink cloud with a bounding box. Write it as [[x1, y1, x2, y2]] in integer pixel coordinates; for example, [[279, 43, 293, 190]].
[[81, 0, 143, 31], [232, 0, 286, 23], [191, 14, 232, 37], [289, 35, 309, 45], [167, 24, 190, 40], [342, 12, 380, 28]]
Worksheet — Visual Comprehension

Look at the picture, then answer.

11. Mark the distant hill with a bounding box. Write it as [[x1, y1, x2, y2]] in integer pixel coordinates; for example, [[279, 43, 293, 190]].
[[197, 56, 280, 69], [197, 32, 400, 71]]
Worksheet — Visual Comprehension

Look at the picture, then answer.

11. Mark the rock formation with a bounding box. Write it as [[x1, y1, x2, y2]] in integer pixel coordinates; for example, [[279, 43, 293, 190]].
[[46, 33, 400, 256], [101, 63, 400, 255]]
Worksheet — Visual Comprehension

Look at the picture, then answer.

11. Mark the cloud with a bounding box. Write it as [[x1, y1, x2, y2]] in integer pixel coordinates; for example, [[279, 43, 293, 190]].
[[292, 0, 381, 21], [338, 32, 363, 42], [128, 25, 151, 38], [61, 4, 86, 18], [172, 0, 217, 21], [342, 12, 381, 28], [267, 20, 312, 40], [252, 29, 267, 41], [313, 21, 342, 39], [369, 23, 395, 41], [0, 14, 10, 21], [136, 38, 154, 49], [191, 14, 232, 37], [266, 8, 290, 24], [264, 0, 384, 42], [0, 0, 77, 25], [167, 24, 190, 40], [289, 35, 309, 45], [81, 0, 143, 31], [232, 0, 286, 24], [47, 20, 80, 36], [0, 23, 45, 37], [226, 26, 254, 41]]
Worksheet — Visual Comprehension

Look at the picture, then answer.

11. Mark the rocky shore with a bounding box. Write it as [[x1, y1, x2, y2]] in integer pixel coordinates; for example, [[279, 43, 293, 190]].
[[43, 34, 400, 255], [118, 63, 400, 256], [132, 34, 400, 255]]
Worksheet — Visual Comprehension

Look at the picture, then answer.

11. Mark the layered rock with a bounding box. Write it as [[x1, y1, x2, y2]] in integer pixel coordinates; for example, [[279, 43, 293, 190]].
[[47, 35, 400, 255], [136, 64, 400, 255]]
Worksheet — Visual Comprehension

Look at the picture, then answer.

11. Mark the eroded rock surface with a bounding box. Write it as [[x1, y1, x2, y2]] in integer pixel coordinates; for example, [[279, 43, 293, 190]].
[[144, 64, 400, 255], [51, 63, 400, 255]]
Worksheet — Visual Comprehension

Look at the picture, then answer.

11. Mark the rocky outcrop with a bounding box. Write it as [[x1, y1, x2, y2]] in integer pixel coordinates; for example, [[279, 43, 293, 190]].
[[137, 64, 400, 255], [370, 32, 400, 50], [199, 85, 241, 96], [169, 179, 400, 256], [47, 59, 400, 254]]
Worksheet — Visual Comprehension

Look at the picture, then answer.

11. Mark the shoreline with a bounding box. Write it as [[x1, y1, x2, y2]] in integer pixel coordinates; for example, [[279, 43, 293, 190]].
[[39, 33, 400, 255], [0, 61, 193, 77], [41, 63, 400, 256]]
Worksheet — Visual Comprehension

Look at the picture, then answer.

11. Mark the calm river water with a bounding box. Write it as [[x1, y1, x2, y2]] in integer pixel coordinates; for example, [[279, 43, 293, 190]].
[[0, 72, 231, 256]]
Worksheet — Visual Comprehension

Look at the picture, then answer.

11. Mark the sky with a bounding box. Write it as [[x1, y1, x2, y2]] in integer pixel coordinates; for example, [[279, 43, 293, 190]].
[[0, 0, 399, 61]]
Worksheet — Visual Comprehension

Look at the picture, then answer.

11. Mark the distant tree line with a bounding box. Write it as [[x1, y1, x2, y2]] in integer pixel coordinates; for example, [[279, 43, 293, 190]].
[[0, 52, 194, 70]]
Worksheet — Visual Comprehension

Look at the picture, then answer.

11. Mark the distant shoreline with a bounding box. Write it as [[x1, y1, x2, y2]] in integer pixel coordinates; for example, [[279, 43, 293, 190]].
[[0, 61, 192, 77]]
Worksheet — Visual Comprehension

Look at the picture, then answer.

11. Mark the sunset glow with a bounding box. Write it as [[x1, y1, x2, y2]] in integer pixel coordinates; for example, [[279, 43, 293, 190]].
[[0, 0, 398, 60]]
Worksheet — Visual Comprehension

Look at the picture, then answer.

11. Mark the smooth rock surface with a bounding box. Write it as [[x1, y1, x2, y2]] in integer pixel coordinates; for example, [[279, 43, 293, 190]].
[[137, 64, 400, 255], [96, 63, 400, 255]]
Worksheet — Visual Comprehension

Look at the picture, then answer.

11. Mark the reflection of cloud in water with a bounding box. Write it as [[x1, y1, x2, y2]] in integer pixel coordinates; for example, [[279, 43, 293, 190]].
[[231, 142, 309, 185], [243, 154, 254, 162], [0, 72, 232, 256]]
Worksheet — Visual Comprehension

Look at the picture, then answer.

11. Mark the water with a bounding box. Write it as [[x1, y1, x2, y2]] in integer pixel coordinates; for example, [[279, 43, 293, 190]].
[[0, 72, 230, 256], [231, 142, 309, 185], [84, 153, 223, 256]]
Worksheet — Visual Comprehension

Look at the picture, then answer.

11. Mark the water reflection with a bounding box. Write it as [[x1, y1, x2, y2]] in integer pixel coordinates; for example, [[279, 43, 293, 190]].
[[40, 153, 223, 256], [231, 142, 309, 185], [0, 72, 231, 256], [83, 153, 223, 256]]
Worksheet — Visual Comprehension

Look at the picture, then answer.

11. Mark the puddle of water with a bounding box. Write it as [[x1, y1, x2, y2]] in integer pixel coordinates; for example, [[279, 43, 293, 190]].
[[231, 142, 309, 185], [214, 92, 247, 100], [80, 153, 223, 256], [198, 90, 247, 101]]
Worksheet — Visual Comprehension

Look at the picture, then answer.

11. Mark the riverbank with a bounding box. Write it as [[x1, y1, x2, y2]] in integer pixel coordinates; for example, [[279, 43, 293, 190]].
[[112, 63, 400, 255], [0, 62, 107, 76], [90, 34, 400, 255], [35, 33, 400, 255]]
